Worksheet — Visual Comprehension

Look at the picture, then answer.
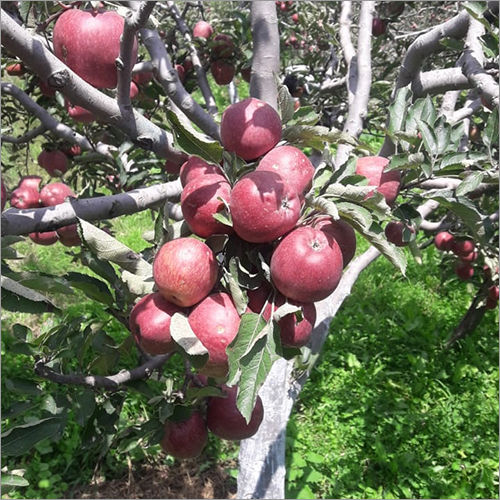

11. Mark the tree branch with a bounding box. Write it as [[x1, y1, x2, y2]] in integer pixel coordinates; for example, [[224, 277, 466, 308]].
[[339, 1, 355, 106], [1, 124, 47, 144], [412, 67, 470, 97], [1, 180, 182, 236], [34, 352, 173, 390], [250, 1, 280, 110]]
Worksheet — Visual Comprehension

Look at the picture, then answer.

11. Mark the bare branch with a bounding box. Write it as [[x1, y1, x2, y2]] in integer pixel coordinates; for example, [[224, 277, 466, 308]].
[[412, 68, 470, 97], [440, 89, 460, 119], [1, 180, 182, 236], [132, 60, 154, 74], [451, 96, 481, 124], [34, 352, 173, 390], [250, 1, 280, 109], [2, 124, 47, 144]]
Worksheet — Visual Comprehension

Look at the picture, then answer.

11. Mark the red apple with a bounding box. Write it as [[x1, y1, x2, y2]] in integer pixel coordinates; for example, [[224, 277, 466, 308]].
[[372, 18, 388, 37], [129, 81, 139, 99], [460, 250, 478, 263], [6, 63, 25, 76], [181, 174, 233, 238], [384, 221, 416, 247], [29, 231, 58, 246], [221, 98, 282, 161], [313, 216, 356, 268], [65, 99, 96, 123], [18, 176, 43, 191], [129, 292, 185, 355], [210, 60, 235, 85], [132, 71, 154, 85], [56, 224, 81, 247], [153, 238, 218, 307], [62, 145, 82, 157], [188, 292, 241, 377], [179, 156, 223, 187], [39, 79, 56, 97], [193, 20, 213, 39], [53, 8, 138, 88], [355, 156, 401, 206], [207, 385, 263, 440], [455, 261, 474, 281], [175, 64, 186, 83], [291, 13, 299, 23], [451, 239, 475, 257], [488, 285, 499, 301], [183, 58, 194, 74], [256, 145, 315, 197], [230, 170, 301, 243], [38, 150, 69, 177], [434, 231, 454, 251], [161, 411, 208, 459], [270, 226, 343, 303], [10, 187, 40, 209], [39, 182, 75, 206], [211, 34, 234, 59]]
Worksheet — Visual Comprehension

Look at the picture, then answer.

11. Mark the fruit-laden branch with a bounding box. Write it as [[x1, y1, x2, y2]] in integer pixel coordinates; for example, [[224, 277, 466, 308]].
[[1, 11, 185, 163], [1, 124, 47, 145], [335, 1, 375, 168], [140, 27, 221, 141], [412, 68, 471, 97], [34, 352, 173, 390], [117, 1, 157, 107], [161, 0, 218, 115], [460, 16, 500, 110], [1, 83, 112, 156], [1, 180, 182, 236], [250, 1, 280, 110]]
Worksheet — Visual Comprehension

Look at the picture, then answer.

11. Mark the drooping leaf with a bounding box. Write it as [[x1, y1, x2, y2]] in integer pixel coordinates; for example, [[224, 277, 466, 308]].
[[388, 86, 412, 135], [483, 107, 499, 149], [65, 272, 114, 306], [1, 276, 59, 313], [455, 171, 485, 197], [283, 124, 357, 150], [387, 152, 425, 171], [170, 313, 209, 368], [277, 84, 295, 124], [415, 118, 438, 156]]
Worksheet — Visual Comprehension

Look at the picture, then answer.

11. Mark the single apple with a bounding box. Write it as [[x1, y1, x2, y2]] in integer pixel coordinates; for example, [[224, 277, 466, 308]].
[[256, 145, 315, 197], [291, 13, 299, 23], [485, 296, 498, 310], [188, 292, 241, 377], [179, 156, 223, 187], [193, 20, 213, 39], [207, 385, 264, 440], [270, 226, 343, 303], [161, 411, 208, 459], [53, 8, 138, 88], [488, 285, 499, 301], [313, 216, 356, 268], [181, 174, 233, 238], [210, 60, 235, 85], [56, 224, 81, 247], [62, 145, 82, 157], [240, 66, 251, 83], [183, 58, 194, 74], [175, 64, 186, 83], [153, 238, 218, 307], [38, 150, 69, 177], [220, 97, 282, 161], [10, 186, 40, 209], [39, 182, 75, 206], [434, 231, 454, 251], [211, 34, 234, 59], [455, 261, 474, 281], [230, 170, 301, 243], [451, 238, 475, 257], [129, 292, 185, 355], [372, 18, 388, 37], [29, 231, 58, 246], [65, 99, 96, 123], [6, 63, 25, 76], [384, 221, 416, 247], [129, 81, 139, 99], [355, 156, 401, 206]]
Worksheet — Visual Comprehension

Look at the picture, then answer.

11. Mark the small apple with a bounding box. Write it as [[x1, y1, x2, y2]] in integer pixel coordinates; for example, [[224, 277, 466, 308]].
[[132, 71, 154, 85], [384, 221, 416, 247], [372, 18, 388, 37], [434, 231, 454, 251], [355, 156, 401, 206], [65, 99, 96, 123], [313, 216, 356, 268], [56, 224, 81, 247], [39, 182, 75, 206], [271, 226, 343, 303], [488, 285, 499, 301], [129, 81, 139, 99], [230, 170, 301, 243], [179, 156, 223, 187], [455, 261, 474, 281], [38, 150, 69, 177], [193, 20, 213, 39], [188, 292, 241, 377], [183, 58, 194, 74], [240, 66, 251, 83], [53, 8, 138, 88], [161, 411, 208, 459], [485, 297, 498, 310], [206, 385, 264, 440], [451, 239, 475, 257], [5, 63, 25, 76], [256, 145, 315, 197], [291, 13, 299, 23], [62, 144, 82, 157], [175, 64, 186, 83], [29, 231, 58, 246], [153, 238, 218, 307], [129, 292, 185, 355], [220, 98, 282, 161], [210, 60, 235, 85], [181, 174, 233, 238]]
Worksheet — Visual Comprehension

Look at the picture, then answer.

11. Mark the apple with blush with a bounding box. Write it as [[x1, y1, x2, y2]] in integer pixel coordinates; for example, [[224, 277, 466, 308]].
[[161, 411, 208, 459], [355, 156, 401, 206], [179, 156, 223, 187], [38, 150, 69, 177]]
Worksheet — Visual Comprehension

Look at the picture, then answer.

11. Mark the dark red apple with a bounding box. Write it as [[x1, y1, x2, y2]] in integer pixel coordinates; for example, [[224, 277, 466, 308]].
[[434, 231, 454, 251], [207, 385, 263, 440], [220, 97, 282, 161], [40, 182, 75, 206], [451, 239, 475, 257], [313, 216, 356, 268], [164, 160, 182, 174], [488, 285, 499, 301], [384, 221, 416, 247], [270, 226, 343, 303], [29, 231, 58, 246], [6, 63, 25, 76], [372, 18, 388, 37], [56, 224, 81, 247], [193, 20, 213, 39], [153, 238, 218, 307], [53, 8, 138, 88], [210, 60, 235, 85], [65, 100, 96, 123], [39, 79, 56, 97], [132, 71, 154, 85], [230, 170, 301, 243], [355, 156, 401, 206], [161, 411, 208, 459], [10, 187, 40, 209], [455, 261, 474, 281], [179, 156, 223, 187], [38, 150, 69, 177], [129, 292, 185, 355], [188, 292, 241, 377], [256, 145, 315, 197], [183, 58, 194, 74], [181, 174, 233, 238], [211, 34, 234, 59]]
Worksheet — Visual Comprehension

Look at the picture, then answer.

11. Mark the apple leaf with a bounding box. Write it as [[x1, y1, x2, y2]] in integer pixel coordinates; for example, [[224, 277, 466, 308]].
[[290, 105, 321, 126], [121, 270, 154, 296], [235, 324, 282, 424], [483, 107, 499, 150], [272, 302, 301, 322], [415, 118, 438, 157], [1, 473, 29, 488], [387, 152, 425, 172], [225, 257, 248, 315], [388, 85, 412, 135], [305, 195, 339, 220], [336, 201, 373, 229], [277, 84, 295, 124], [78, 219, 152, 277], [170, 313, 209, 369], [166, 109, 223, 164], [455, 171, 485, 197], [282, 124, 357, 150], [64, 272, 114, 306], [1, 275, 59, 313]]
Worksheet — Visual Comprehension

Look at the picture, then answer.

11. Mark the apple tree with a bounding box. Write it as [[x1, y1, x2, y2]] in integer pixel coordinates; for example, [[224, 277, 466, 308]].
[[1, 1, 498, 498]]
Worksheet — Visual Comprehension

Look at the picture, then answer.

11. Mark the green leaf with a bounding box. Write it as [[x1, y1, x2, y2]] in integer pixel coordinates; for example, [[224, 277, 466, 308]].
[[73, 389, 96, 426], [283, 124, 357, 150], [290, 105, 321, 126], [387, 152, 425, 171], [277, 84, 295, 124], [5, 378, 42, 396], [18, 275, 74, 296], [336, 202, 373, 230], [1, 275, 59, 313], [170, 313, 209, 369], [65, 272, 114, 306], [226, 258, 248, 315], [415, 118, 437, 156], [2, 417, 67, 457], [483, 108, 499, 149], [420, 95, 437, 126], [185, 385, 224, 403], [305, 195, 339, 220], [166, 109, 223, 164], [433, 117, 451, 154], [388, 86, 412, 135], [455, 171, 485, 197], [1, 474, 29, 488]]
